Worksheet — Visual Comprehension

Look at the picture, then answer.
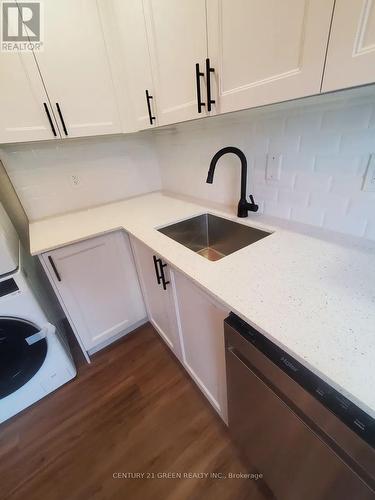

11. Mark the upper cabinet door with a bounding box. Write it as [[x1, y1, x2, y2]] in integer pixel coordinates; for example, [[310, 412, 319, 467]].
[[206, 0, 334, 114], [31, 0, 121, 138], [110, 0, 157, 131], [143, 0, 208, 126], [0, 51, 60, 144], [322, 0, 375, 92]]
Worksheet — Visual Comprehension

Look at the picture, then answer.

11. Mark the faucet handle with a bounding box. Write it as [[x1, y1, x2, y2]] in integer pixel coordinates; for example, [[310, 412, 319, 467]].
[[248, 194, 259, 212]]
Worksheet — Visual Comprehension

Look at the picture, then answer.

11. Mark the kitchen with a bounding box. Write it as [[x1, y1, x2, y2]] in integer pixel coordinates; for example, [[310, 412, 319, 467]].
[[1, 1, 375, 499]]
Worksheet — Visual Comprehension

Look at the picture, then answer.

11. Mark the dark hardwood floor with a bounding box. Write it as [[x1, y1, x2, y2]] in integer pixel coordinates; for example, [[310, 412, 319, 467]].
[[1, 323, 272, 500]]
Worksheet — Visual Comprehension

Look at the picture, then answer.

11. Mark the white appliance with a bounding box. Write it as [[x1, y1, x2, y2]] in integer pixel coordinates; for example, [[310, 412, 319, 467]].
[[0, 204, 76, 423]]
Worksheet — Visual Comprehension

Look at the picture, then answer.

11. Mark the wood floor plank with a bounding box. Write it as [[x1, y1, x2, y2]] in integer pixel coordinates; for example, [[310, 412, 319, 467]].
[[1, 323, 272, 500]]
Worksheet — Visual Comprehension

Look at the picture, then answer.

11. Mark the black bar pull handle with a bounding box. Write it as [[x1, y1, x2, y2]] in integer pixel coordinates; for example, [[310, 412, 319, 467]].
[[43, 103, 57, 137], [152, 255, 162, 285], [48, 255, 61, 282], [145, 90, 156, 125], [56, 103, 68, 136], [206, 58, 215, 112], [195, 63, 205, 113], [160, 262, 170, 291]]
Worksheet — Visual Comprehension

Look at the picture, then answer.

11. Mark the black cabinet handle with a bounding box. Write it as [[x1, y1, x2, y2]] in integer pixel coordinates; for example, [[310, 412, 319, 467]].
[[145, 90, 156, 125], [56, 103, 68, 136], [159, 261, 170, 290], [206, 58, 215, 112], [152, 255, 170, 290], [48, 256, 61, 282], [43, 103, 57, 137], [195, 63, 205, 113], [153, 255, 162, 285]]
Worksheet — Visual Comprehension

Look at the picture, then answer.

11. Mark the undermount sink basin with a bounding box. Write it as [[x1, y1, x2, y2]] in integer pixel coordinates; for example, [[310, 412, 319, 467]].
[[158, 213, 271, 261]]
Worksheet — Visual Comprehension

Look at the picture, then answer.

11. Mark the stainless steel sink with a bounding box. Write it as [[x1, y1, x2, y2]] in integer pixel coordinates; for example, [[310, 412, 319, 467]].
[[158, 213, 271, 261]]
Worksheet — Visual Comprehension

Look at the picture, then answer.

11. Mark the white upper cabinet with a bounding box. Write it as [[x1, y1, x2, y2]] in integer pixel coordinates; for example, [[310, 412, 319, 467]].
[[110, 0, 157, 130], [142, 0, 208, 126], [206, 0, 335, 114], [30, 0, 121, 138], [0, 51, 59, 143], [322, 0, 375, 92]]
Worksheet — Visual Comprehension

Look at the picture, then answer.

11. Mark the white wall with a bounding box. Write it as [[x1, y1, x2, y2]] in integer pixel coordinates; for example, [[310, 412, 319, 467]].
[[0, 134, 161, 221], [155, 87, 375, 240], [0, 160, 29, 246]]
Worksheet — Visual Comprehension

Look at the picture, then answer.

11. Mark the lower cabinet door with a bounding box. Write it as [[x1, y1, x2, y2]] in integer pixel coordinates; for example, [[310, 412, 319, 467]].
[[130, 237, 182, 360], [43, 231, 146, 352], [173, 270, 229, 422]]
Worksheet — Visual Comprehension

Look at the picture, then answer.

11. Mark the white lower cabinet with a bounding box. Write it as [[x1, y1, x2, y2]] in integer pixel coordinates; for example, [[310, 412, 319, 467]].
[[130, 236, 228, 422], [41, 231, 146, 357], [130, 237, 182, 360], [172, 270, 229, 422]]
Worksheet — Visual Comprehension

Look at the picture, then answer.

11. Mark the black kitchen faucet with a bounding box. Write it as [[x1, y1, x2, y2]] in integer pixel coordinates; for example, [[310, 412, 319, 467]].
[[206, 146, 258, 218]]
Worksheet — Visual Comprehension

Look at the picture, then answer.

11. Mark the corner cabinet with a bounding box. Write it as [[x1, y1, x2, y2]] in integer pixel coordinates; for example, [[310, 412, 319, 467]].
[[40, 232, 146, 358], [322, 0, 375, 92], [130, 237, 182, 360], [130, 235, 228, 422], [206, 0, 335, 114]]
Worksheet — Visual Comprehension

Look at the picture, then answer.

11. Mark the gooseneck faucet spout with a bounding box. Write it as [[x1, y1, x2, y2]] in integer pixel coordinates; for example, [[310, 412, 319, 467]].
[[206, 146, 258, 218]]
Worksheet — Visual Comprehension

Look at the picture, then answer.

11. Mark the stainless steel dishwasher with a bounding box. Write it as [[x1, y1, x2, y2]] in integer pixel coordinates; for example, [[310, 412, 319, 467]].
[[225, 313, 375, 500]]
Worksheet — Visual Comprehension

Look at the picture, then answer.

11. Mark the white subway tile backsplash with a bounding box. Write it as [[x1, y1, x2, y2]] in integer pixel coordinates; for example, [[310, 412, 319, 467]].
[[276, 170, 298, 189], [294, 172, 332, 193], [299, 133, 341, 154], [0, 135, 161, 220], [369, 109, 375, 128], [255, 114, 285, 135], [285, 111, 322, 134], [314, 155, 363, 175], [254, 184, 278, 203], [290, 206, 325, 226], [323, 212, 367, 238], [347, 197, 375, 220], [268, 133, 301, 153], [263, 201, 291, 219], [278, 188, 309, 207], [330, 174, 364, 196], [340, 129, 375, 154], [321, 105, 372, 132], [243, 134, 270, 154], [253, 167, 266, 185], [309, 192, 349, 213], [281, 153, 315, 172], [365, 221, 375, 240]]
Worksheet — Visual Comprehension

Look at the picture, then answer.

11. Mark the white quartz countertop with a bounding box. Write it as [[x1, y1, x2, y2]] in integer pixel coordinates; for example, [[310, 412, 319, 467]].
[[30, 192, 375, 417]]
